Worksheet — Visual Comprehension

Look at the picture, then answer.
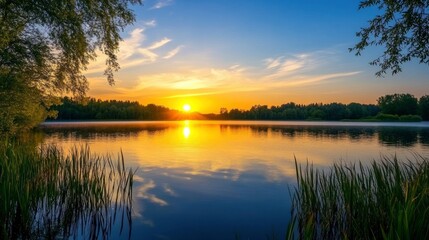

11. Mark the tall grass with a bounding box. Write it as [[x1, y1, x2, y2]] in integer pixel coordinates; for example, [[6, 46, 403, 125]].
[[288, 156, 429, 239], [0, 140, 135, 239]]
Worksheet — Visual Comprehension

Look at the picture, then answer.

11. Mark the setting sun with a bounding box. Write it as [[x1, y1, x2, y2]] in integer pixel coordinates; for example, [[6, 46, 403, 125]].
[[183, 104, 191, 112]]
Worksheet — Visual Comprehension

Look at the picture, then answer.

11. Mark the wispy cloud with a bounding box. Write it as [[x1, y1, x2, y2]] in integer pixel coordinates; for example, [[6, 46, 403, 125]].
[[117, 28, 147, 60], [263, 54, 310, 80], [151, 0, 173, 9], [137, 180, 168, 206], [260, 51, 361, 87], [121, 67, 262, 99], [88, 47, 362, 107], [163, 45, 183, 59], [268, 71, 361, 88], [137, 48, 158, 61], [229, 64, 246, 73], [85, 27, 182, 75], [264, 57, 283, 69], [148, 37, 171, 50], [164, 91, 234, 99], [163, 184, 177, 196], [143, 19, 156, 27], [126, 51, 360, 97], [135, 68, 245, 90]]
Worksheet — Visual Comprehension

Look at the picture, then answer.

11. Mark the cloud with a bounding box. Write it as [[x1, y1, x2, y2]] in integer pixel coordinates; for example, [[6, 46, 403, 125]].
[[137, 180, 168, 206], [160, 71, 360, 98], [148, 37, 171, 50], [264, 57, 283, 69], [118, 28, 146, 59], [131, 50, 360, 97], [87, 47, 362, 103], [229, 64, 246, 73], [143, 20, 156, 27], [264, 54, 310, 80], [163, 184, 177, 196], [164, 90, 237, 99], [269, 71, 361, 88], [135, 68, 251, 91], [85, 28, 147, 74], [151, 0, 173, 9], [259, 51, 362, 88], [85, 27, 182, 75], [163, 45, 183, 59]]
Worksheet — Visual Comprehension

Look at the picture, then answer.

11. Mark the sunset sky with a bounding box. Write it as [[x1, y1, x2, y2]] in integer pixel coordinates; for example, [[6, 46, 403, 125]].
[[85, 0, 429, 114]]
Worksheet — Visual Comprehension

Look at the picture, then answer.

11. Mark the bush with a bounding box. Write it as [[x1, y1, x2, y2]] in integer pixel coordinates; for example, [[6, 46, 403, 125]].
[[375, 113, 400, 121], [399, 114, 423, 122]]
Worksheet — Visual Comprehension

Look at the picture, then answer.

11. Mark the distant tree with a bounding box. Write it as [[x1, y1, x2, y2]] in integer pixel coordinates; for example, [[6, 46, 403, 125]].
[[324, 103, 348, 120], [228, 109, 244, 120], [0, 0, 142, 133], [309, 109, 326, 120], [347, 103, 366, 119], [351, 0, 429, 76], [377, 93, 418, 115], [283, 109, 298, 120], [419, 95, 429, 120]]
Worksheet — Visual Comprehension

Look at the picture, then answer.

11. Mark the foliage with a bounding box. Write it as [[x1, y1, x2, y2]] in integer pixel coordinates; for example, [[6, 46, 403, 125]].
[[375, 113, 400, 121], [399, 114, 423, 122], [49, 94, 429, 122], [351, 0, 429, 76], [219, 102, 380, 121], [371, 113, 423, 122], [377, 93, 419, 115], [51, 97, 182, 120], [288, 156, 429, 240], [0, 140, 134, 239], [50, 98, 383, 121], [0, 0, 142, 133], [419, 95, 429, 120], [0, 77, 58, 133]]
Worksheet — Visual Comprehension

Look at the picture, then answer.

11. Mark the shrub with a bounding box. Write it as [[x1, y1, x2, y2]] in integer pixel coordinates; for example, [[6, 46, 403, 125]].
[[375, 113, 400, 121], [399, 115, 423, 122]]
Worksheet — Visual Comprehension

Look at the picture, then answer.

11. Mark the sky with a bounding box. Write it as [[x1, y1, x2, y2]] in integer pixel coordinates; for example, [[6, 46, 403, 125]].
[[85, 0, 429, 114]]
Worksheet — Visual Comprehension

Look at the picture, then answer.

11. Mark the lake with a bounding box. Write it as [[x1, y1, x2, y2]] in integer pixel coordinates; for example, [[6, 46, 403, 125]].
[[39, 120, 429, 239]]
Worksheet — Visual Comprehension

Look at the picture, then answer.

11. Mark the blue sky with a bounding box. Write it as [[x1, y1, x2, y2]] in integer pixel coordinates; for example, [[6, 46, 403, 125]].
[[86, 0, 429, 113]]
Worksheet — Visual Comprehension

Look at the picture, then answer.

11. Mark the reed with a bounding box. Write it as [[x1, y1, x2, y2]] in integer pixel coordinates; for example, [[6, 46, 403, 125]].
[[0, 140, 135, 239], [288, 155, 429, 239]]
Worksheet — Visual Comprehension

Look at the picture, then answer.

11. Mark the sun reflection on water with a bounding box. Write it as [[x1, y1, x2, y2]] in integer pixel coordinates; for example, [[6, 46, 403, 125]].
[[40, 121, 429, 182], [183, 126, 191, 138]]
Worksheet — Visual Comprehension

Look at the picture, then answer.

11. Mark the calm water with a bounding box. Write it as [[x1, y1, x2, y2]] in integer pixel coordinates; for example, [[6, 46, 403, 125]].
[[39, 120, 429, 239]]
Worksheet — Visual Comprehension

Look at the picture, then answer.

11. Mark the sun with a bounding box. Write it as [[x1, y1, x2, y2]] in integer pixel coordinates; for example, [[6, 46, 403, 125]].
[[183, 104, 191, 112]]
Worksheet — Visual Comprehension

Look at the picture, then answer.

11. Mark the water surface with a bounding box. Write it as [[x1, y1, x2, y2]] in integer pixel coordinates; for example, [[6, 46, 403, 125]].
[[39, 120, 429, 239]]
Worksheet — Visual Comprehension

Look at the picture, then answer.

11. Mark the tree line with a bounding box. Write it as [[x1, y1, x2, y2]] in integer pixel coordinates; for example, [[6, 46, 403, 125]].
[[50, 93, 429, 121], [216, 102, 380, 121], [219, 93, 429, 121], [51, 97, 181, 120]]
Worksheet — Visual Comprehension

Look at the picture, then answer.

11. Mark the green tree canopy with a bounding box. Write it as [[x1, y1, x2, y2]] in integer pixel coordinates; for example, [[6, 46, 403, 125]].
[[419, 95, 429, 120], [351, 0, 429, 76], [377, 93, 418, 115], [0, 0, 142, 133]]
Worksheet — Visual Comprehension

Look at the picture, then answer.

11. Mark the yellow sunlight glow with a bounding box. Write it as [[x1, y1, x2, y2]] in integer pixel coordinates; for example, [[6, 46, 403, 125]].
[[183, 126, 191, 138], [183, 104, 191, 112]]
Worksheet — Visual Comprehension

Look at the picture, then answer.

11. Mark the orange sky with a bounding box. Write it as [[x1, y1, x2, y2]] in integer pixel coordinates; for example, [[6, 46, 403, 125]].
[[84, 2, 429, 114]]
